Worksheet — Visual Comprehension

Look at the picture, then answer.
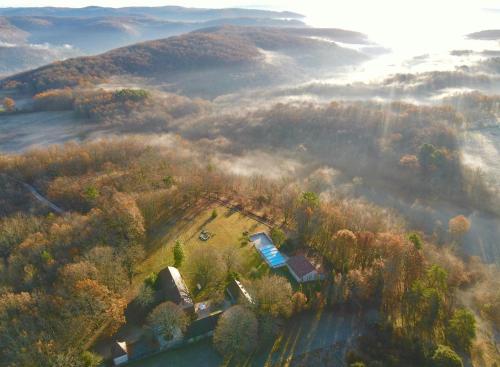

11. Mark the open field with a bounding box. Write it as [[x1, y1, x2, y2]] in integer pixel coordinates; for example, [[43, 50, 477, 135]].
[[137, 202, 270, 299]]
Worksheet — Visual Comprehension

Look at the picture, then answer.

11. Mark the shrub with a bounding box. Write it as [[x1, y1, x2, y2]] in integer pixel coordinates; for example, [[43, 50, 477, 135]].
[[431, 345, 463, 367]]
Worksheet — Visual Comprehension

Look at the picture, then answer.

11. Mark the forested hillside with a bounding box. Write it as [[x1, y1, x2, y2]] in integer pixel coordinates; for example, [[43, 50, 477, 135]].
[[0, 138, 498, 366], [0, 26, 367, 94]]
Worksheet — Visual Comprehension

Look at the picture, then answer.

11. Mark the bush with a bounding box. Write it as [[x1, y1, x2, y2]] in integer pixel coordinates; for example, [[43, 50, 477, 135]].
[[270, 227, 286, 248], [144, 272, 159, 290], [446, 308, 476, 352], [431, 345, 463, 367]]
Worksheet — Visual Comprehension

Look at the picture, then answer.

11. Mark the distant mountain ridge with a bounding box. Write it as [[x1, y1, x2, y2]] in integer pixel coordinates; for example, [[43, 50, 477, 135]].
[[467, 29, 500, 40], [0, 5, 304, 20]]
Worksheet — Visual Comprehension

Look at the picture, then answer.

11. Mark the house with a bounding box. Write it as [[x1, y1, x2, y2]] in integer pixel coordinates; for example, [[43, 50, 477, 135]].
[[158, 266, 195, 313], [227, 278, 254, 305], [286, 255, 325, 283], [111, 341, 129, 366]]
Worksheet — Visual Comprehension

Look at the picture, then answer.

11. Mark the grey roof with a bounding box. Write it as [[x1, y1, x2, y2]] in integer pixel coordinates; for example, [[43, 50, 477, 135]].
[[287, 255, 316, 278], [158, 266, 194, 308]]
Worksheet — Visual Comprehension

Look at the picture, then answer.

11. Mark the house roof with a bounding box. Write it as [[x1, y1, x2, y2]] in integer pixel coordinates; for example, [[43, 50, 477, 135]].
[[158, 266, 194, 308], [287, 255, 316, 278]]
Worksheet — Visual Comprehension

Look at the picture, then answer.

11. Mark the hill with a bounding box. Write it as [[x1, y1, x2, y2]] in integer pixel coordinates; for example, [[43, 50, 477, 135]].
[[1, 15, 306, 54], [1, 26, 368, 94]]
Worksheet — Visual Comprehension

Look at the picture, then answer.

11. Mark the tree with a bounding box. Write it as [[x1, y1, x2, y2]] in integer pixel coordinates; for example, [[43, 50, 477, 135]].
[[331, 229, 357, 273], [446, 308, 476, 352], [85, 246, 128, 292], [83, 186, 100, 201], [211, 209, 218, 220], [408, 232, 423, 250], [270, 227, 286, 248], [2, 97, 15, 112], [291, 291, 308, 314], [97, 191, 145, 248], [136, 284, 155, 307], [173, 240, 184, 267], [121, 243, 145, 284], [431, 345, 463, 367], [147, 301, 188, 340], [448, 215, 470, 241], [300, 191, 320, 208], [213, 305, 258, 358], [80, 351, 103, 367], [252, 275, 293, 318], [186, 245, 225, 291]]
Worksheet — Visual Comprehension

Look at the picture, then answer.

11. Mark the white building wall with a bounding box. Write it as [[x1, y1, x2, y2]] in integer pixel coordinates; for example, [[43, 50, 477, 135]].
[[113, 355, 128, 366]]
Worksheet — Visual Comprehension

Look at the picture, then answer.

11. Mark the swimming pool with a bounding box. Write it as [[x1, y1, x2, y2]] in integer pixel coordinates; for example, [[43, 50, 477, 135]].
[[250, 232, 287, 268]]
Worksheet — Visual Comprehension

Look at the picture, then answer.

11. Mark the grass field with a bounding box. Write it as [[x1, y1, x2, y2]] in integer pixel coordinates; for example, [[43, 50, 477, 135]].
[[137, 202, 270, 298]]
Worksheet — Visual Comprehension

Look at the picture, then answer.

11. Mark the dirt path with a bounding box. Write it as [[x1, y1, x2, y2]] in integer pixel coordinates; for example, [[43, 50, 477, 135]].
[[1, 173, 65, 214]]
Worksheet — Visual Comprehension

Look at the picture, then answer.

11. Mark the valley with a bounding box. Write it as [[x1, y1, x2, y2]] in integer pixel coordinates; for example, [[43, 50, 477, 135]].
[[0, 3, 499, 367]]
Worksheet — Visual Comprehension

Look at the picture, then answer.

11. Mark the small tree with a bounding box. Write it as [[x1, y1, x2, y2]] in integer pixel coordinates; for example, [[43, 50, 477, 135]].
[[80, 351, 102, 367], [431, 345, 463, 367], [408, 232, 423, 250], [163, 175, 175, 189], [448, 215, 470, 242], [291, 291, 308, 314], [173, 240, 184, 267], [446, 308, 476, 352], [2, 97, 15, 112], [84, 186, 100, 201], [213, 305, 258, 358], [211, 209, 218, 220], [270, 227, 286, 248], [147, 301, 188, 340]]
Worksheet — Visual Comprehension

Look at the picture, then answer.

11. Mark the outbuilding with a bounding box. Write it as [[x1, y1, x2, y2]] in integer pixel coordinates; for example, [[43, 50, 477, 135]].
[[111, 341, 129, 366], [158, 266, 195, 313], [286, 255, 324, 283]]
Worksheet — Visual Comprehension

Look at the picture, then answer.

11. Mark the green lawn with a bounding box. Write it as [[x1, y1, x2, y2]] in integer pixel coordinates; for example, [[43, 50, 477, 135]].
[[137, 203, 269, 295]]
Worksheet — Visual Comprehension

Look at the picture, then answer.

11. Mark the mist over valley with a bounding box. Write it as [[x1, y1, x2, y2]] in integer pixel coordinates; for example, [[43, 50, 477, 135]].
[[0, 2, 499, 367]]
